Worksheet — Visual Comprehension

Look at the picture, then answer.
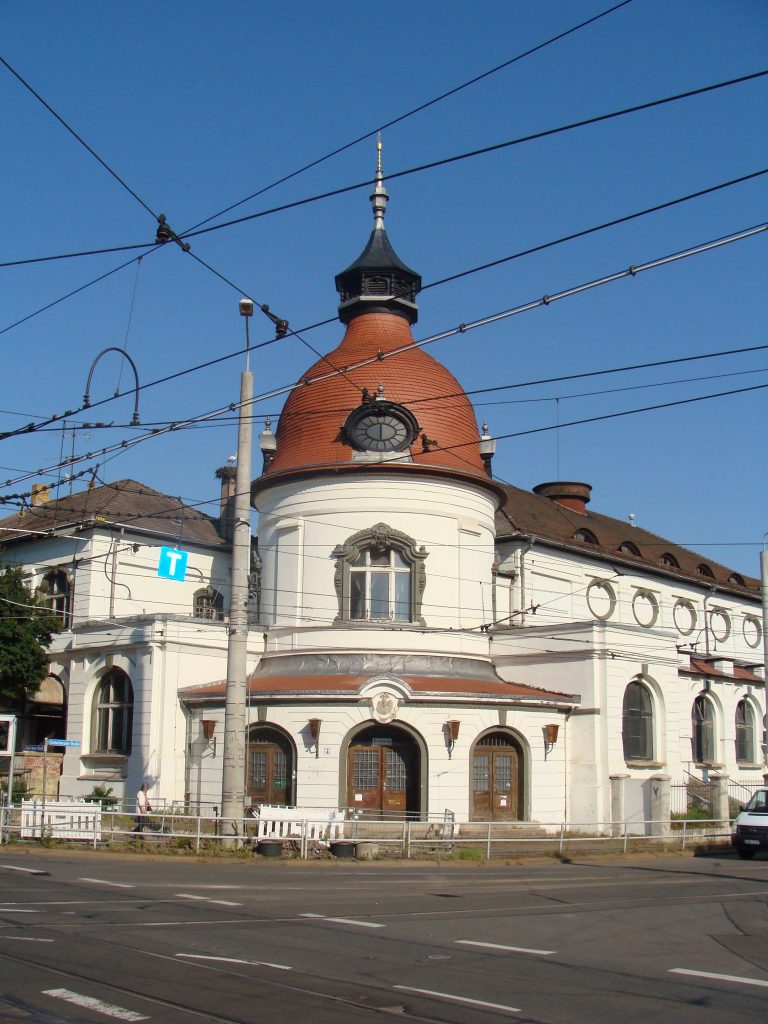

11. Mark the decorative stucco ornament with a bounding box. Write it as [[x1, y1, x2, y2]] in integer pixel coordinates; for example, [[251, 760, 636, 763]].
[[371, 692, 398, 723]]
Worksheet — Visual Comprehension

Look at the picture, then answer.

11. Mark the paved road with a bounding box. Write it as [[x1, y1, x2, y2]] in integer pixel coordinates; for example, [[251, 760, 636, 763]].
[[0, 850, 765, 1022]]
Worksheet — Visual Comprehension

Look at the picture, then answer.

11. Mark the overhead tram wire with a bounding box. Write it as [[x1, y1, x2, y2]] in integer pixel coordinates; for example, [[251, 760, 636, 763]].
[[3, 69, 766, 271], [1, 221, 764, 492], [0, 1, 635, 338], [1, 170, 764, 441], [177, 70, 768, 245], [183, 0, 636, 234]]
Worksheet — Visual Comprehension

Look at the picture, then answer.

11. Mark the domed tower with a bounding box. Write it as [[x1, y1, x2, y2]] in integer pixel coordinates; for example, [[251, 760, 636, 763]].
[[246, 147, 516, 818]]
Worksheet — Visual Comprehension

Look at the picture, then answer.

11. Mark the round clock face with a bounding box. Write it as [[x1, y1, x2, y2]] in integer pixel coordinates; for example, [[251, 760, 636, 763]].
[[352, 412, 411, 452]]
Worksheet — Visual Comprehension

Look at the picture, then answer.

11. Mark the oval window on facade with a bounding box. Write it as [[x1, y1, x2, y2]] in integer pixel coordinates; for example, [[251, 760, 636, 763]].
[[632, 590, 659, 628], [673, 599, 697, 636], [586, 580, 616, 620], [709, 609, 731, 642], [743, 616, 762, 649]]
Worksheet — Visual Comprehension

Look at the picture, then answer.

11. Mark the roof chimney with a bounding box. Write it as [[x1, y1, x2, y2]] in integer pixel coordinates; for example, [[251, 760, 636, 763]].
[[215, 464, 237, 542], [533, 481, 592, 515], [30, 483, 51, 506]]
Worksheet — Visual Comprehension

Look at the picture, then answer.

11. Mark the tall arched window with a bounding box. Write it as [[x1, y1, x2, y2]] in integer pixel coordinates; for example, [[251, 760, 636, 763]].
[[735, 699, 756, 764], [692, 694, 716, 764], [622, 680, 654, 761], [92, 668, 133, 755], [332, 523, 428, 624], [38, 568, 72, 626]]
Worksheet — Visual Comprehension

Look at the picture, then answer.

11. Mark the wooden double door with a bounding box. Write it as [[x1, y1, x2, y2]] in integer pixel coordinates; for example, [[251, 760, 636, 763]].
[[247, 727, 293, 806], [347, 725, 419, 819], [471, 732, 524, 821]]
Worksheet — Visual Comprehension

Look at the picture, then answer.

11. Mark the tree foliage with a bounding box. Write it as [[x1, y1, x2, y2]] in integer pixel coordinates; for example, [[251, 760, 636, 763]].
[[0, 565, 61, 705]]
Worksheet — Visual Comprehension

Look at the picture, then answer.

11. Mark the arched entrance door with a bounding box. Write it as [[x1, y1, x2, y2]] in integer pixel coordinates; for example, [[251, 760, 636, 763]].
[[247, 727, 294, 806], [471, 731, 524, 821], [347, 725, 420, 819]]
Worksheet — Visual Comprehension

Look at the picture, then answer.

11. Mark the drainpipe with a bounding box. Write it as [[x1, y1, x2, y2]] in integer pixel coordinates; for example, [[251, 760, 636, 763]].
[[518, 536, 536, 626], [703, 585, 717, 656]]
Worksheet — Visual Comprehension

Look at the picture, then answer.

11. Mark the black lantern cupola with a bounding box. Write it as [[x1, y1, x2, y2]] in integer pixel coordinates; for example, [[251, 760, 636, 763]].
[[335, 139, 421, 325]]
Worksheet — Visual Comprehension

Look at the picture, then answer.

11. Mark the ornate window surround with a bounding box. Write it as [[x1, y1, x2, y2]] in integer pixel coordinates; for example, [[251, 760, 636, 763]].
[[332, 522, 428, 625]]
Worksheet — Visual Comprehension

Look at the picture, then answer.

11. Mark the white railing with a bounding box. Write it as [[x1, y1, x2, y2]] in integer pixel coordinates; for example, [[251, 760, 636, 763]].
[[0, 805, 737, 858]]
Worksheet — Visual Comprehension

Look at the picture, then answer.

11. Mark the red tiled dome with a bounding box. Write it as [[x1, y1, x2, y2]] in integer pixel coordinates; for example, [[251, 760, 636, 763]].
[[261, 313, 487, 483]]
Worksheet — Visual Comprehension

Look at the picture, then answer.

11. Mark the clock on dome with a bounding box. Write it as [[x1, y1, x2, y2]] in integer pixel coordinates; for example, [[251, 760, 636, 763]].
[[343, 386, 420, 454]]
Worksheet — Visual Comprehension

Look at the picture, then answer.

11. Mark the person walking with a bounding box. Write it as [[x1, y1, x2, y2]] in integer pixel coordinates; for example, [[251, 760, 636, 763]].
[[133, 782, 152, 833]]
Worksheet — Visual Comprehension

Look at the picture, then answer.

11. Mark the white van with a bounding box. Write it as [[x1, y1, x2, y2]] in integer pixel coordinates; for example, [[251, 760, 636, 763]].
[[731, 787, 768, 859]]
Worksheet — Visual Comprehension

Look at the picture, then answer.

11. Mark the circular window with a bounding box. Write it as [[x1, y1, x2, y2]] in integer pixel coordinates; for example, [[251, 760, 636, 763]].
[[743, 616, 762, 649], [586, 580, 616, 620], [632, 590, 659, 628], [673, 599, 697, 636], [709, 610, 731, 642]]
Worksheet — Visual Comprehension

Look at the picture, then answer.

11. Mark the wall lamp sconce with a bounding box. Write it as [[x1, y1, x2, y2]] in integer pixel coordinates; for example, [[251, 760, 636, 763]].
[[201, 719, 217, 756], [309, 718, 322, 759], [543, 723, 559, 758], [446, 720, 461, 758]]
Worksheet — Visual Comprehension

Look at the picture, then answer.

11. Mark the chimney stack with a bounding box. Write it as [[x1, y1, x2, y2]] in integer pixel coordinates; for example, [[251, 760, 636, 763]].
[[533, 481, 592, 515], [30, 483, 51, 506], [215, 464, 237, 542]]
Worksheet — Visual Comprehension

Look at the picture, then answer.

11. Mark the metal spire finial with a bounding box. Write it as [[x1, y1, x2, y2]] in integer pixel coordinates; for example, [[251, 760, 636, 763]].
[[371, 134, 388, 229]]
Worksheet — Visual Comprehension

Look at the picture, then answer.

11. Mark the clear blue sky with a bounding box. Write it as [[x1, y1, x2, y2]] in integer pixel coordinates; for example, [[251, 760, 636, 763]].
[[2, 1, 766, 576]]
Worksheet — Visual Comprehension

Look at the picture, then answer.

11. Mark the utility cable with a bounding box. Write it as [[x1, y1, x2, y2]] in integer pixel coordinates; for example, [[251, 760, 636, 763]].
[[3, 69, 765, 269], [1, 167, 763, 436], [0, 55, 158, 219], [1, 221, 763, 492], [185, 0, 636, 234], [179, 70, 768, 244]]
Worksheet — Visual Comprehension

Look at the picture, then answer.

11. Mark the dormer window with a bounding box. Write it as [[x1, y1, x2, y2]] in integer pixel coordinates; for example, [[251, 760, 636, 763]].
[[728, 573, 745, 587], [618, 541, 641, 557], [659, 553, 679, 568], [573, 529, 598, 545], [696, 563, 714, 578]]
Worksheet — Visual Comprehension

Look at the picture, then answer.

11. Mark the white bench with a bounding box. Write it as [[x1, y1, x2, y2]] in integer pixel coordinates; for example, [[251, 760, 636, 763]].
[[253, 805, 345, 842]]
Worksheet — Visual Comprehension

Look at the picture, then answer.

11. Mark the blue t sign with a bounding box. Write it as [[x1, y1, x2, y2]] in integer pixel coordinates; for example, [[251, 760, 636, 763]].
[[158, 546, 189, 581]]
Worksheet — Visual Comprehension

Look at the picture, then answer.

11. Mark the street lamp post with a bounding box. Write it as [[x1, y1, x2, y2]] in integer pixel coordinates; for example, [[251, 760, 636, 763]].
[[220, 301, 255, 842]]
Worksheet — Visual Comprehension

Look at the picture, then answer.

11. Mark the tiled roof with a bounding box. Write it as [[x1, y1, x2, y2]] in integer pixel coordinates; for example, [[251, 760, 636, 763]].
[[682, 658, 763, 685], [260, 313, 489, 482], [495, 482, 760, 597], [180, 673, 576, 703], [0, 479, 227, 548]]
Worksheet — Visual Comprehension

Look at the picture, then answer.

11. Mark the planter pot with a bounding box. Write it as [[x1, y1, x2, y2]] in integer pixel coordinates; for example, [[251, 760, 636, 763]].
[[257, 839, 284, 857], [329, 840, 356, 859]]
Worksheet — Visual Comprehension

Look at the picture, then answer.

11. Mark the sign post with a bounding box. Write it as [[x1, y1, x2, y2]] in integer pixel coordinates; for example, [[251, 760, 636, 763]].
[[0, 716, 17, 844]]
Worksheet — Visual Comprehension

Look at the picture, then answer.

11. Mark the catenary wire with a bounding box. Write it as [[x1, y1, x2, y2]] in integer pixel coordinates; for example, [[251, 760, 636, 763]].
[[0, 222, 764, 489], [1, 167, 764, 439], [3, 69, 766, 268], [184, 0, 636, 233]]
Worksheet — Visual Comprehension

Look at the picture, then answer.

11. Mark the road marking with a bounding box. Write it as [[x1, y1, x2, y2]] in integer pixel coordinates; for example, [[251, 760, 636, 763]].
[[670, 968, 768, 989], [300, 913, 325, 918], [2, 936, 53, 942], [457, 939, 555, 956], [0, 864, 49, 875], [0, 908, 39, 914], [43, 988, 147, 1021], [176, 893, 242, 907], [176, 953, 291, 970], [395, 985, 520, 1014], [325, 917, 385, 928], [79, 878, 135, 889]]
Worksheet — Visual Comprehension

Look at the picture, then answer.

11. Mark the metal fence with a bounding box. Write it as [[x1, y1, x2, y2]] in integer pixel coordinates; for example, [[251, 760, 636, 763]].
[[0, 803, 738, 859], [670, 778, 764, 816]]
